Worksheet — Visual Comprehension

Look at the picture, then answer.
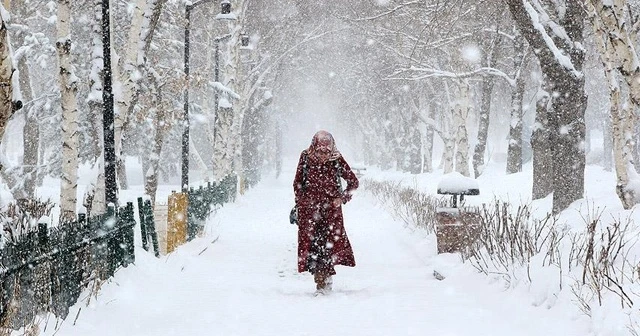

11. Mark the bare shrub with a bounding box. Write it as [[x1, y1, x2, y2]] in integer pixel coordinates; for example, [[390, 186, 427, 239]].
[[363, 178, 640, 331], [1, 198, 54, 243], [465, 200, 564, 284], [361, 179, 444, 233], [572, 208, 637, 316]]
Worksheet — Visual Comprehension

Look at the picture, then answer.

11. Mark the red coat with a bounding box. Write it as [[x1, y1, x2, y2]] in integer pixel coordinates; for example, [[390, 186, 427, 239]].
[[293, 150, 359, 274]]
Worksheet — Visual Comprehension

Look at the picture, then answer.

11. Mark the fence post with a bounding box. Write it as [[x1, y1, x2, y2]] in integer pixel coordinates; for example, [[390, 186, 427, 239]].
[[37, 220, 48, 248], [167, 192, 188, 253], [144, 200, 160, 257], [121, 202, 135, 266], [106, 204, 117, 277], [137, 197, 149, 251]]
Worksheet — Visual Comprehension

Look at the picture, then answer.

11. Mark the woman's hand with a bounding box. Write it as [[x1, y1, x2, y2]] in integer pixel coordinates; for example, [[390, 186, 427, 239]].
[[342, 191, 353, 204], [332, 198, 342, 207]]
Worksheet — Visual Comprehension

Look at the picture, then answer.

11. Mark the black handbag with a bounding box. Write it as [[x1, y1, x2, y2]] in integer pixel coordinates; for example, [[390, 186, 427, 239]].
[[289, 205, 298, 225]]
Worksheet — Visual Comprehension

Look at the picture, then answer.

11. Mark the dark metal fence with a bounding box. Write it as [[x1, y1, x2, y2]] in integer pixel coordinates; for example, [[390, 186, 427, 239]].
[[0, 175, 239, 328], [0, 203, 136, 328], [187, 174, 237, 241]]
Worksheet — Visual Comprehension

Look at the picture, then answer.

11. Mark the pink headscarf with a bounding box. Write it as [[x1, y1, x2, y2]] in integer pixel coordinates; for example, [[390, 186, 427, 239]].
[[307, 130, 341, 162]]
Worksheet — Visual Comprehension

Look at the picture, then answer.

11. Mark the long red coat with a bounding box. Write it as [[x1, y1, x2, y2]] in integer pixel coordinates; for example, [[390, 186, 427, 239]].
[[293, 150, 359, 274]]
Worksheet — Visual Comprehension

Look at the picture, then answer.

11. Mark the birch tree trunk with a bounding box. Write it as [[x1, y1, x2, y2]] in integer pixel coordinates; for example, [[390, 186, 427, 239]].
[[589, 0, 640, 208], [225, 0, 247, 185], [84, 0, 106, 216], [454, 81, 470, 177], [113, 0, 146, 190], [506, 35, 528, 174], [213, 18, 244, 181], [439, 107, 455, 174], [144, 104, 166, 205], [56, 0, 79, 221], [113, 0, 167, 190], [603, 113, 613, 171]]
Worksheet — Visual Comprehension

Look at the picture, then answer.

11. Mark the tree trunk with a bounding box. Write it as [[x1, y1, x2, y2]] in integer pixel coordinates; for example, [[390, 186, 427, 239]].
[[56, 0, 79, 221], [454, 82, 470, 177], [275, 120, 282, 178], [113, 0, 146, 190], [442, 125, 454, 174], [473, 75, 494, 178], [507, 0, 586, 214], [589, 0, 640, 208], [506, 36, 528, 174], [144, 106, 165, 206], [84, 0, 106, 216], [531, 84, 553, 200], [114, 0, 168, 190], [422, 102, 435, 173], [603, 113, 613, 171], [18, 52, 39, 198], [548, 73, 587, 213], [214, 1, 244, 182], [0, 11, 16, 153], [472, 31, 501, 178], [611, 91, 636, 208]]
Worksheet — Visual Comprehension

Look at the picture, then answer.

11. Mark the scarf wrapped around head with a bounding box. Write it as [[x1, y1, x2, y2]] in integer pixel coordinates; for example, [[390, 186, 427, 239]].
[[307, 130, 341, 162]]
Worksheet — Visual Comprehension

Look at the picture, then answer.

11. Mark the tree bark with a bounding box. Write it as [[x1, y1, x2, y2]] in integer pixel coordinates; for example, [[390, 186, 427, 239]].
[[507, 0, 587, 214], [472, 31, 502, 178], [422, 101, 435, 173], [17, 49, 38, 198], [213, 0, 245, 181], [84, 0, 106, 216], [603, 113, 613, 171], [506, 34, 528, 174], [454, 82, 471, 177], [531, 83, 553, 200], [114, 0, 168, 190], [113, 0, 146, 190], [589, 0, 640, 208], [0, 11, 15, 152], [56, 0, 79, 221]]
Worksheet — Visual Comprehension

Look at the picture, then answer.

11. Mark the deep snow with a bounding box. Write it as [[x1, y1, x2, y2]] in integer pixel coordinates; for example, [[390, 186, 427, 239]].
[[34, 160, 597, 336]]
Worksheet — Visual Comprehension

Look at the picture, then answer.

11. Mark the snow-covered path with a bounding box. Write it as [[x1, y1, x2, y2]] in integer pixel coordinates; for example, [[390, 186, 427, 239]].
[[48, 173, 588, 336]]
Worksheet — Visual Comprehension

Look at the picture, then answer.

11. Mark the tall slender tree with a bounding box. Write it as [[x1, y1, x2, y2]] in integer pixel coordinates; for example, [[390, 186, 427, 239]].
[[56, 0, 80, 220]]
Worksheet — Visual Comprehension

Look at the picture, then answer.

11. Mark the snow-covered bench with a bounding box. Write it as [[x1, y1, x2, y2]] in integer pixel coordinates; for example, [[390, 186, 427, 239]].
[[436, 172, 479, 208]]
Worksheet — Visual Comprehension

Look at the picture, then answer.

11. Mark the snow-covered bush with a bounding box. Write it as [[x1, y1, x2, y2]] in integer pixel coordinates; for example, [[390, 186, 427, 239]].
[[0, 198, 54, 243], [363, 179, 640, 334], [362, 179, 445, 233]]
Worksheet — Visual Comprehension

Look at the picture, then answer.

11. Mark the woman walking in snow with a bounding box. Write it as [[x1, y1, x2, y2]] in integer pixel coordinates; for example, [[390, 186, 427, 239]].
[[293, 130, 359, 295]]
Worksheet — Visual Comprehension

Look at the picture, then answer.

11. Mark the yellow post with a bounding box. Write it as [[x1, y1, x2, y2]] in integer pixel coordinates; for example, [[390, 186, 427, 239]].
[[166, 191, 188, 253], [239, 175, 245, 195]]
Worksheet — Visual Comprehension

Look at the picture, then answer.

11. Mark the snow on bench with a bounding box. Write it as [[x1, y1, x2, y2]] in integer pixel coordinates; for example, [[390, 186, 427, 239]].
[[437, 172, 479, 196]]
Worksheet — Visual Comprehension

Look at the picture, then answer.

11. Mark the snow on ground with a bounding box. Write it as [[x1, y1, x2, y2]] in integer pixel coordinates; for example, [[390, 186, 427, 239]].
[[39, 160, 593, 336]]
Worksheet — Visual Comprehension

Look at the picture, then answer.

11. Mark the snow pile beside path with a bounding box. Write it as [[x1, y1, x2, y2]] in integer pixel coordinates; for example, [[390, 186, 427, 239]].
[[362, 161, 640, 335]]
